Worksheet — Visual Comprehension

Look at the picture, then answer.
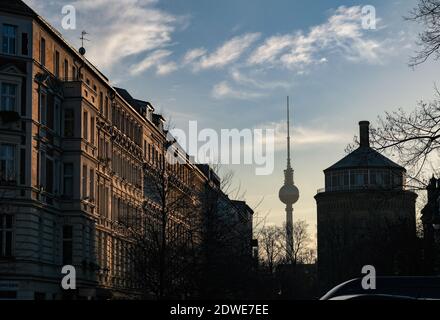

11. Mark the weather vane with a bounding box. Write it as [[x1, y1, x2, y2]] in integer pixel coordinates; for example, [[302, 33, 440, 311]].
[[79, 30, 89, 56]]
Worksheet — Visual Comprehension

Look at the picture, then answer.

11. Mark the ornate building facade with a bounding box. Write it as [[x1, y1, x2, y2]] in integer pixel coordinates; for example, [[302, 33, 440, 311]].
[[0, 0, 255, 299]]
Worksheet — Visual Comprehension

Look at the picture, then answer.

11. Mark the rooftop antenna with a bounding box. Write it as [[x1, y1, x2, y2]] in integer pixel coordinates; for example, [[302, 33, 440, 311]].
[[79, 30, 89, 56], [287, 96, 292, 169], [77, 31, 89, 80]]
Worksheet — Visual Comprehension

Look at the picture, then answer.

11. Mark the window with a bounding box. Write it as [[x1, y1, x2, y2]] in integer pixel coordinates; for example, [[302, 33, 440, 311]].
[[19, 148, 25, 185], [144, 140, 147, 159], [47, 95, 54, 130], [39, 92, 47, 125], [104, 96, 109, 119], [64, 60, 68, 80], [63, 163, 73, 197], [21, 33, 28, 55], [89, 168, 94, 201], [82, 165, 87, 199], [40, 38, 46, 66], [83, 111, 88, 141], [55, 51, 60, 77], [0, 83, 17, 111], [2, 24, 16, 54], [351, 170, 368, 187], [90, 117, 95, 145], [0, 215, 13, 257], [72, 66, 77, 80], [0, 144, 15, 182], [62, 225, 73, 265], [63, 109, 74, 137], [54, 100, 60, 134], [45, 157, 53, 194], [99, 92, 103, 113]]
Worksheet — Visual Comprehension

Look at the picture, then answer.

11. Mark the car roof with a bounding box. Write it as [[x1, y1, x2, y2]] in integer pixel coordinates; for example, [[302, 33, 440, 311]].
[[321, 277, 440, 300]]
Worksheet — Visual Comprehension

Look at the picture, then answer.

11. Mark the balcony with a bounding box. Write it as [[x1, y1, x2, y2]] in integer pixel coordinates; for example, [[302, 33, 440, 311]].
[[62, 79, 97, 108]]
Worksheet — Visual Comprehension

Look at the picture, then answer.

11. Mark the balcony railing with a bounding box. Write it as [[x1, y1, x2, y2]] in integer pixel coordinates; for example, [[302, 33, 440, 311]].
[[316, 184, 405, 194]]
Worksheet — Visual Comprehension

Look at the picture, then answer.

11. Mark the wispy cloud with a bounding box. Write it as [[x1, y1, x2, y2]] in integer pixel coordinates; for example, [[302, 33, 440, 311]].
[[130, 50, 172, 75], [201, 6, 392, 100], [156, 61, 179, 75], [190, 33, 261, 70], [24, 1, 394, 81], [24, 0, 185, 72], [256, 120, 351, 149], [212, 81, 264, 100], [249, 6, 389, 70], [248, 34, 295, 65], [183, 48, 207, 64], [230, 69, 292, 90]]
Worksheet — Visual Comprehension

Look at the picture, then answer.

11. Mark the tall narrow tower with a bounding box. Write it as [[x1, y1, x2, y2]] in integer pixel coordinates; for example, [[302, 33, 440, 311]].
[[278, 97, 300, 262]]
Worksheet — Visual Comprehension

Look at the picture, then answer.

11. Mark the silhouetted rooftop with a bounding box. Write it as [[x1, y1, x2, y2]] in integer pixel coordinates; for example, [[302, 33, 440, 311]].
[[325, 121, 405, 172], [325, 146, 405, 172], [0, 0, 38, 17]]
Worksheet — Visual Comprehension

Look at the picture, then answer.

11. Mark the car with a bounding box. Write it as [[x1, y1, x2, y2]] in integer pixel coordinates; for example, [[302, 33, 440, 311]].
[[320, 276, 440, 300]]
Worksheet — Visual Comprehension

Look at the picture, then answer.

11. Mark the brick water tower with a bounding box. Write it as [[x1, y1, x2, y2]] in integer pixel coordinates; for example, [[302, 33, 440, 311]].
[[315, 121, 417, 294]]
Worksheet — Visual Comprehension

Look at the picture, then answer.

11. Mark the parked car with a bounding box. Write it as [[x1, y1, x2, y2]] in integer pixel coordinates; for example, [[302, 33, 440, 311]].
[[320, 276, 440, 300]]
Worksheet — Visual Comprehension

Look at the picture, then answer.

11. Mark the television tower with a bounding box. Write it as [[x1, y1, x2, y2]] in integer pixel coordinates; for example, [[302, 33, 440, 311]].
[[278, 96, 299, 262]]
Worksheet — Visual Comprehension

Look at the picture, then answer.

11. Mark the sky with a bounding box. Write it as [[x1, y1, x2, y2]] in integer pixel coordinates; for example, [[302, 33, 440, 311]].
[[23, 0, 440, 241]]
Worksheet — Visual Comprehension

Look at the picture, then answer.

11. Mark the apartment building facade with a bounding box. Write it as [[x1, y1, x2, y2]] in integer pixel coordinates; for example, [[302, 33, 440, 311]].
[[0, 1, 255, 300]]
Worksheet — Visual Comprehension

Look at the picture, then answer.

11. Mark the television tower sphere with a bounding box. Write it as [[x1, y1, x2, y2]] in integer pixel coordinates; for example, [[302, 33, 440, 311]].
[[279, 183, 299, 205]]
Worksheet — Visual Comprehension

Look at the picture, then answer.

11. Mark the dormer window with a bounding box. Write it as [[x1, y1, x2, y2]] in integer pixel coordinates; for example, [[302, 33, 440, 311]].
[[2, 24, 17, 55]]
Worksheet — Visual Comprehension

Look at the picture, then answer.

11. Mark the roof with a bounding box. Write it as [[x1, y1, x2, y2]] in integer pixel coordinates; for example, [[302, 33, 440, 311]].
[[324, 146, 405, 172], [114, 88, 143, 113], [231, 200, 254, 215], [0, 0, 38, 18], [134, 99, 154, 112]]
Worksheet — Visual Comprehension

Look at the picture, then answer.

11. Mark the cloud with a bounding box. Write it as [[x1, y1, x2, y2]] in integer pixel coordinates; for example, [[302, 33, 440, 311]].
[[191, 33, 261, 70], [130, 50, 172, 75], [24, 0, 184, 72], [248, 34, 295, 64], [156, 61, 179, 75], [183, 48, 207, 64], [230, 69, 292, 90], [248, 6, 388, 70], [212, 81, 264, 100], [256, 120, 351, 149]]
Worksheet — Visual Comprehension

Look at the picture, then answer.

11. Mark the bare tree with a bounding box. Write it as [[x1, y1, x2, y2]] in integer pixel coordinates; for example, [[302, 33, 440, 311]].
[[259, 221, 315, 268], [257, 221, 317, 299], [279, 220, 315, 265], [369, 92, 440, 186], [119, 152, 262, 299], [119, 140, 202, 299], [259, 226, 283, 275], [407, 0, 440, 67]]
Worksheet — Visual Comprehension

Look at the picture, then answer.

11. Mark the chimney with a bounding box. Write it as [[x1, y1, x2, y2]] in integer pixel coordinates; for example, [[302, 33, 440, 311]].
[[359, 121, 370, 147]]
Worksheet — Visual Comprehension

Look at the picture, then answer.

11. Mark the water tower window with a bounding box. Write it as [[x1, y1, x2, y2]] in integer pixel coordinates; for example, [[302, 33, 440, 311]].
[[351, 169, 368, 186]]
